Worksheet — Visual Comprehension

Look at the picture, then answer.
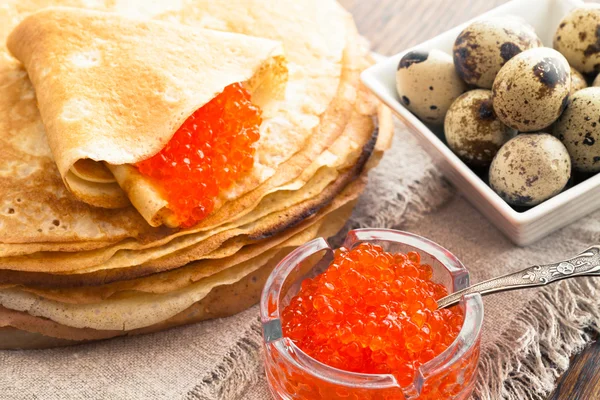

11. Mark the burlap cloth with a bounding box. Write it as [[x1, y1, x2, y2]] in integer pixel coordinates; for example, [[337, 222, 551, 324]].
[[2, 120, 600, 400]]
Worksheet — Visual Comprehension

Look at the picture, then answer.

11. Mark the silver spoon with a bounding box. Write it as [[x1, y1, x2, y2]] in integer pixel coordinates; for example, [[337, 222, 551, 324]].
[[437, 246, 600, 309]]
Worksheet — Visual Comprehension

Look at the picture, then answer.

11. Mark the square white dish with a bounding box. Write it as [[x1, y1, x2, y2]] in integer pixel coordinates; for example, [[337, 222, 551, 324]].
[[361, 0, 600, 246]]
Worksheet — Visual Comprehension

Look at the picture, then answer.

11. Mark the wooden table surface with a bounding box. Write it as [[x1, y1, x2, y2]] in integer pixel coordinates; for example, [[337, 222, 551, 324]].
[[339, 0, 600, 398]]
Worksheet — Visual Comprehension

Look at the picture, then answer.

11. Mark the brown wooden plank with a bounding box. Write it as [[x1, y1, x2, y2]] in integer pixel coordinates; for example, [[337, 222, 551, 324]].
[[340, 0, 507, 55], [548, 338, 600, 400], [341, 0, 600, 399]]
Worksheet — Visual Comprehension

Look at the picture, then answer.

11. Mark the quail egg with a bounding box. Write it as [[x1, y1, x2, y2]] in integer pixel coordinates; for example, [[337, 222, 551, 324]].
[[554, 5, 600, 74], [453, 17, 542, 89], [553, 87, 600, 173], [592, 73, 600, 87], [492, 47, 571, 132], [396, 49, 468, 125], [444, 89, 516, 166], [571, 67, 588, 94], [489, 134, 571, 206]]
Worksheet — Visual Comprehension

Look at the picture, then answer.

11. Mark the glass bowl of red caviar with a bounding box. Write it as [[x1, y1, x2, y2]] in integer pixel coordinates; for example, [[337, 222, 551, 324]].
[[260, 228, 484, 400]]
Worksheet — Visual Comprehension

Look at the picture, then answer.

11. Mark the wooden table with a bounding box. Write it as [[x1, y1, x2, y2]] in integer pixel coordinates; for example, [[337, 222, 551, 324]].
[[339, 0, 600, 398]]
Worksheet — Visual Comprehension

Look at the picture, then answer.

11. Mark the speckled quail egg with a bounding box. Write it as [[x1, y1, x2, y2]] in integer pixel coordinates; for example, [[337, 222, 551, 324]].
[[592, 73, 600, 87], [444, 89, 517, 166], [396, 49, 468, 125], [492, 47, 571, 132], [554, 5, 600, 74], [453, 17, 542, 89], [553, 87, 600, 173], [571, 67, 588, 94], [489, 134, 571, 206]]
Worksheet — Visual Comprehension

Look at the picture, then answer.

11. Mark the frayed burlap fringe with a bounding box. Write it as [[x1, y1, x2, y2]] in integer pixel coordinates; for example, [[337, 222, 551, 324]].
[[186, 320, 264, 400], [475, 277, 600, 400]]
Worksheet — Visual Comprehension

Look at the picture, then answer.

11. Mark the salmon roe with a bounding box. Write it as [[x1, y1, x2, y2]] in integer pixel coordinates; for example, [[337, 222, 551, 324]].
[[136, 83, 261, 227], [281, 243, 464, 388]]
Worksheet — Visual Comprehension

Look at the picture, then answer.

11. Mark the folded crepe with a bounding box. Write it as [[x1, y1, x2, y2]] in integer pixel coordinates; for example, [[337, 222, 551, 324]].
[[0, 0, 353, 255], [7, 7, 288, 227]]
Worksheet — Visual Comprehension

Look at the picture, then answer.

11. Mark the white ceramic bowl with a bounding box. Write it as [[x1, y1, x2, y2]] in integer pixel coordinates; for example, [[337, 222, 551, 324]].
[[361, 0, 598, 246]]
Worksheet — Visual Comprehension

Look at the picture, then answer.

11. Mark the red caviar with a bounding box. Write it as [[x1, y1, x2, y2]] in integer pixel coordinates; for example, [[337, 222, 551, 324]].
[[281, 243, 464, 388], [136, 83, 261, 227]]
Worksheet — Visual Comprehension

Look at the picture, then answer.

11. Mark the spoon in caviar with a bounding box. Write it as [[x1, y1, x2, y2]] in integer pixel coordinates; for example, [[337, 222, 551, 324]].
[[436, 245, 600, 309]]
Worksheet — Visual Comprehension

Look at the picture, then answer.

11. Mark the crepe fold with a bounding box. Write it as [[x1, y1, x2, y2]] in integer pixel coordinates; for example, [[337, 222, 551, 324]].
[[7, 7, 288, 226], [0, 0, 350, 249]]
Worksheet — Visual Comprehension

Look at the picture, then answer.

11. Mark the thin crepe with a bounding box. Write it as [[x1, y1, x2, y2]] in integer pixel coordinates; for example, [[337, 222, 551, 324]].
[[3, 201, 355, 304], [7, 7, 288, 226], [0, 190, 357, 332], [0, 0, 355, 251], [0, 237, 317, 348], [0, 253, 280, 346]]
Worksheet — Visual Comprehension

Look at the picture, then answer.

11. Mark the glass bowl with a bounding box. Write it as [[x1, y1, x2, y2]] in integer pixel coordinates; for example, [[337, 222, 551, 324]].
[[259, 229, 484, 400]]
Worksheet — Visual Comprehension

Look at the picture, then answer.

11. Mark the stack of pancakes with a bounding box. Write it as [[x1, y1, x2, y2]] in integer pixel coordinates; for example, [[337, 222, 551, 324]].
[[0, 0, 392, 349]]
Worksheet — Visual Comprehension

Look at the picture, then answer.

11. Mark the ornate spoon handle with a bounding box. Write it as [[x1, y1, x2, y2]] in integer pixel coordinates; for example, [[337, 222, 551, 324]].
[[437, 246, 600, 309]]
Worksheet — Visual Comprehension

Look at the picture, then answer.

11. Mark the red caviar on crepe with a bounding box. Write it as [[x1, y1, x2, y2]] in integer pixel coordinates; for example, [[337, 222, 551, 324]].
[[136, 83, 262, 227], [7, 7, 287, 228]]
